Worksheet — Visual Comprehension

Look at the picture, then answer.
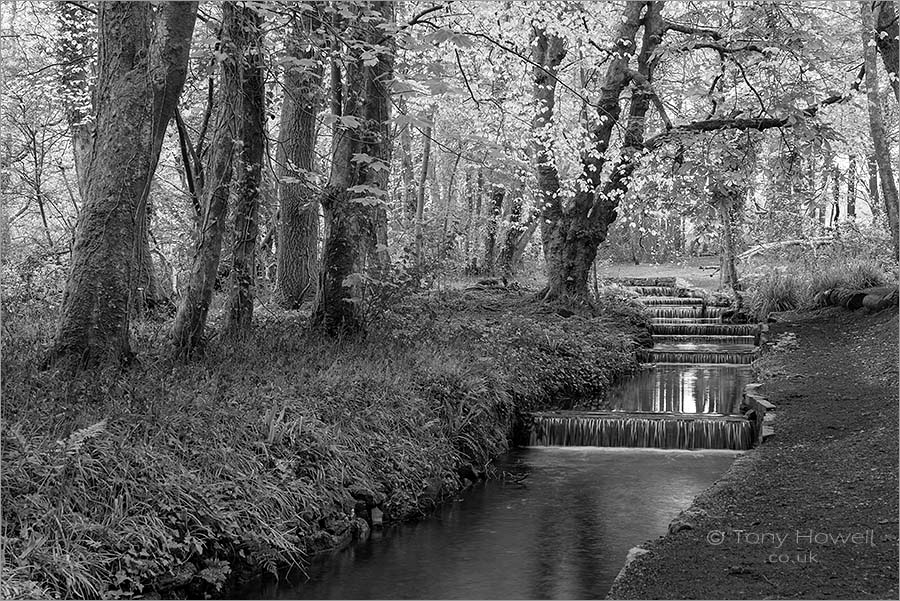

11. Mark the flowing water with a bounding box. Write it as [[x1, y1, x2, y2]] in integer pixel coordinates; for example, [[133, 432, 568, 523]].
[[243, 279, 757, 599], [243, 448, 738, 600]]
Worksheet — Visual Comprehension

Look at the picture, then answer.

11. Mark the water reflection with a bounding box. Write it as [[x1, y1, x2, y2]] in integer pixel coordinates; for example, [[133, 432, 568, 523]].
[[605, 364, 750, 414], [241, 448, 738, 600]]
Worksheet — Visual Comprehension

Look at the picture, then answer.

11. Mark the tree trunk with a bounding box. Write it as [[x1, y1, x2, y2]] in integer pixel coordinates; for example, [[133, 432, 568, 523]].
[[715, 183, 742, 291], [498, 191, 528, 276], [399, 97, 417, 220], [132, 198, 162, 319], [362, 7, 394, 271], [530, 26, 567, 262], [414, 110, 433, 266], [50, 1, 197, 370], [831, 164, 841, 225], [483, 183, 504, 274], [226, 7, 265, 337], [275, 12, 323, 309], [861, 1, 900, 260], [539, 2, 660, 300], [873, 0, 900, 103], [510, 218, 539, 274], [313, 1, 394, 333], [848, 154, 858, 219], [172, 2, 245, 357], [867, 154, 878, 218]]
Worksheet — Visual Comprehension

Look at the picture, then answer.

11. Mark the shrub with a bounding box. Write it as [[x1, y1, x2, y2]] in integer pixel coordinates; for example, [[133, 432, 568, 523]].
[[747, 271, 805, 319]]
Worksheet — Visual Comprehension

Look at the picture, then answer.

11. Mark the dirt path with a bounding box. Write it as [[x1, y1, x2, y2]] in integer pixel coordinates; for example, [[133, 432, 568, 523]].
[[609, 307, 899, 599]]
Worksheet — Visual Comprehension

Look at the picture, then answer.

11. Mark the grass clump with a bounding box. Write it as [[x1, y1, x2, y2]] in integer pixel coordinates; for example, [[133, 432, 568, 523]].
[[1, 287, 642, 600], [747, 259, 893, 320]]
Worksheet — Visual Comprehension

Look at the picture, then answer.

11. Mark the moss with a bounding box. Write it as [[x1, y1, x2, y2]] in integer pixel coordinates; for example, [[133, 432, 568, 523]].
[[1, 287, 644, 600]]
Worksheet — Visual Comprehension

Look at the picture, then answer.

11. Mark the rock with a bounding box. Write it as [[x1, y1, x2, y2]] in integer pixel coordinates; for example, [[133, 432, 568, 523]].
[[347, 484, 385, 507], [668, 508, 707, 534], [622, 546, 650, 567], [862, 286, 899, 312], [353, 517, 371, 542], [456, 463, 484, 483]]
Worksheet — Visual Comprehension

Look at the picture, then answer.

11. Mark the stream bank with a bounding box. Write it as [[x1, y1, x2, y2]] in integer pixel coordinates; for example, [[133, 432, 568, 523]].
[[1, 286, 647, 600], [608, 306, 899, 599]]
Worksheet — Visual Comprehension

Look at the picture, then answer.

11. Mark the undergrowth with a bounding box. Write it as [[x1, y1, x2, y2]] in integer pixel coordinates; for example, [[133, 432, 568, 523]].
[[746, 258, 894, 320], [1, 286, 643, 600]]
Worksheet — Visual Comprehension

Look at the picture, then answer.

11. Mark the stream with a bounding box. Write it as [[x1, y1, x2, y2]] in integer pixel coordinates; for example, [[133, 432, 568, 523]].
[[243, 279, 758, 599], [243, 447, 738, 600]]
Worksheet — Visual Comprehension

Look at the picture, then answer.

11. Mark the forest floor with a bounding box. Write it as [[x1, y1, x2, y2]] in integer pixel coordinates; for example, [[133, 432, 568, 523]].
[[609, 305, 899, 600], [0, 283, 649, 600]]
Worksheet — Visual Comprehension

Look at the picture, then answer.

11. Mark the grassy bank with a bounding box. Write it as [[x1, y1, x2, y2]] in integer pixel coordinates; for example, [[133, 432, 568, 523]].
[[1, 286, 647, 600]]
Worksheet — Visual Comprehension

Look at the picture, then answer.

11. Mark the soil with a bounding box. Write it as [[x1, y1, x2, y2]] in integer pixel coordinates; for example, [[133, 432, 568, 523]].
[[608, 306, 899, 600]]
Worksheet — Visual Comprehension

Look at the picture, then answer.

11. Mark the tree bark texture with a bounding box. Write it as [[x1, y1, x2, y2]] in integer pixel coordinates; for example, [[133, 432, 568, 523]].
[[275, 12, 323, 309], [172, 2, 245, 357], [862, 0, 900, 259], [51, 1, 197, 369], [226, 7, 266, 336], [312, 1, 395, 334]]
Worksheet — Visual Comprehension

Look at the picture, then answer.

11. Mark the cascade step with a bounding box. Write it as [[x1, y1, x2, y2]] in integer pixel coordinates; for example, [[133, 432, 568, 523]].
[[639, 346, 758, 365], [704, 306, 730, 318], [650, 306, 706, 319], [652, 317, 723, 324], [652, 323, 760, 337], [608, 277, 677, 287], [628, 286, 683, 297], [529, 411, 752, 450], [639, 296, 705, 306], [652, 334, 757, 345]]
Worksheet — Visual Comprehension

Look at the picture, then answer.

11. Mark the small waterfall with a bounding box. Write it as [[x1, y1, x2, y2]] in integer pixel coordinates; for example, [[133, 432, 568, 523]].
[[651, 323, 760, 336], [652, 334, 757, 345], [629, 286, 684, 297], [529, 412, 752, 450], [704, 306, 730, 318], [651, 306, 706, 319], [638, 349, 758, 365], [612, 277, 677, 287], [640, 297, 704, 306], [652, 316, 724, 324]]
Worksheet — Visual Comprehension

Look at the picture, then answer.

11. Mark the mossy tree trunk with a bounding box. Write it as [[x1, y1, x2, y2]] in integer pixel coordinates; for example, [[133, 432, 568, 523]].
[[313, 1, 395, 334], [275, 11, 324, 309], [172, 2, 248, 357], [226, 6, 266, 336], [50, 1, 196, 370]]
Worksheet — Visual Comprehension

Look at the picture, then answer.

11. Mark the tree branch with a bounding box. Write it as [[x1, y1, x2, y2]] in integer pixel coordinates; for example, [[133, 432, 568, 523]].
[[643, 65, 866, 149], [626, 68, 672, 129], [455, 49, 480, 107]]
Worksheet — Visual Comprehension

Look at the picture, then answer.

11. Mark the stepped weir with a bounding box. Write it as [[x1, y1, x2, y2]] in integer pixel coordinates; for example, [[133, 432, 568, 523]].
[[529, 278, 760, 451]]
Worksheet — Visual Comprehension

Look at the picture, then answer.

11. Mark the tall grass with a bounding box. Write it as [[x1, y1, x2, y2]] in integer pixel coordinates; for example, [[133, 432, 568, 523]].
[[747, 259, 893, 320], [1, 288, 641, 599]]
